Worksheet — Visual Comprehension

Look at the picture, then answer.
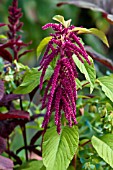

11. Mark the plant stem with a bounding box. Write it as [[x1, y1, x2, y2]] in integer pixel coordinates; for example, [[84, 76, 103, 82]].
[[20, 97, 23, 110], [72, 155, 77, 170], [81, 140, 91, 147], [21, 125, 28, 161], [19, 97, 28, 161], [7, 137, 10, 159]]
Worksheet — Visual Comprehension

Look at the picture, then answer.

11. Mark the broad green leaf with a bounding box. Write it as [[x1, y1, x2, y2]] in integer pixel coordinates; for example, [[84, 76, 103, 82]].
[[72, 27, 109, 47], [37, 36, 52, 58], [91, 136, 113, 168], [97, 74, 113, 102], [43, 126, 79, 170], [73, 54, 96, 93], [89, 28, 109, 47], [14, 160, 43, 170], [53, 15, 71, 28], [14, 66, 53, 94]]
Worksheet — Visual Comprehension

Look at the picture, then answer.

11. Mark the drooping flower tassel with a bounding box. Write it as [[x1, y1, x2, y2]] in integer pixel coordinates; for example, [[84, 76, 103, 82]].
[[39, 16, 91, 133]]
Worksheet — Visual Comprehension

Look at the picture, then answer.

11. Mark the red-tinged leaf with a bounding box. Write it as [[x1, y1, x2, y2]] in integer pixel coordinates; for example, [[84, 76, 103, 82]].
[[0, 110, 30, 120], [103, 13, 113, 24], [0, 120, 25, 138], [0, 80, 4, 101], [0, 49, 12, 63], [57, 1, 105, 13], [57, 1, 113, 24], [57, 1, 113, 14], [85, 46, 113, 70], [0, 136, 6, 154], [0, 94, 22, 107], [3, 94, 22, 102], [0, 155, 14, 170]]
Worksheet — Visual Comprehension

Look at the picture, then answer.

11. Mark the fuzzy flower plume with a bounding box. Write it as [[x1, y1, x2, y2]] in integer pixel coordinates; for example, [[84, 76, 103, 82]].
[[39, 15, 91, 134], [0, 0, 32, 62]]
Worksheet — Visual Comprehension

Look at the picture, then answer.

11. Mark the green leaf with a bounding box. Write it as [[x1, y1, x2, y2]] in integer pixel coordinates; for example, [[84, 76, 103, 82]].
[[14, 60, 29, 71], [100, 134, 113, 150], [53, 15, 71, 28], [37, 36, 52, 58], [72, 27, 109, 47], [73, 55, 96, 93], [0, 57, 4, 72], [91, 136, 113, 168], [43, 126, 79, 170], [14, 66, 53, 94], [14, 160, 43, 170], [40, 165, 46, 170], [65, 19, 72, 28], [0, 34, 7, 39], [53, 15, 65, 25], [67, 165, 75, 170], [76, 78, 82, 90], [97, 74, 113, 102]]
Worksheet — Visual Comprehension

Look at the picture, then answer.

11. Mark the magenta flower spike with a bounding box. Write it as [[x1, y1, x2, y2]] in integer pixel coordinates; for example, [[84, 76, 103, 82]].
[[0, 0, 32, 62], [39, 15, 91, 133], [7, 0, 32, 60]]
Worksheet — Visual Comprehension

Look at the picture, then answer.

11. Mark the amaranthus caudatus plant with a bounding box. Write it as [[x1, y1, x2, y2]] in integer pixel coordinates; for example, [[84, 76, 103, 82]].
[[1, 0, 113, 169], [38, 15, 109, 134], [39, 16, 92, 134]]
